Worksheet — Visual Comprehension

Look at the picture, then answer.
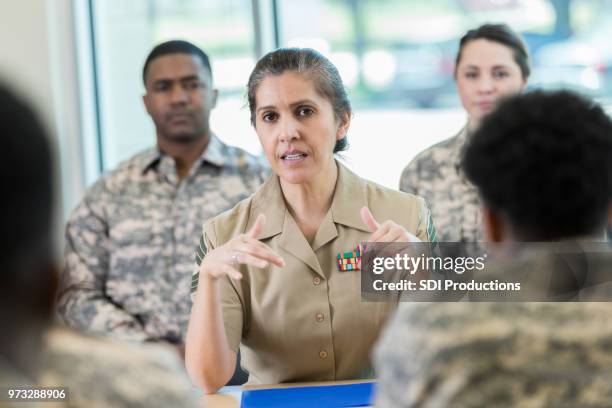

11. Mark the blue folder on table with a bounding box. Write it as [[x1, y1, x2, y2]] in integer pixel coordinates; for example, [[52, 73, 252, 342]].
[[241, 381, 376, 408]]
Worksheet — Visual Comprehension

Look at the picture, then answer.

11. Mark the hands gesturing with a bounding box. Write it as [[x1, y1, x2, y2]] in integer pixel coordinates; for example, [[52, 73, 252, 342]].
[[360, 206, 420, 243], [200, 214, 285, 281]]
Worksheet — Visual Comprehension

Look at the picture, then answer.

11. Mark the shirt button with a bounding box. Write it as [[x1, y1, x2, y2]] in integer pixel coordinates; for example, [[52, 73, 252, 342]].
[[319, 350, 328, 359], [315, 312, 324, 323], [313, 276, 321, 285]]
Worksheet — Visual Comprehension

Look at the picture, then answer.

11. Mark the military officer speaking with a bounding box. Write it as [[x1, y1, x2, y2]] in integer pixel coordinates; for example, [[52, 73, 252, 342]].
[[185, 48, 437, 392]]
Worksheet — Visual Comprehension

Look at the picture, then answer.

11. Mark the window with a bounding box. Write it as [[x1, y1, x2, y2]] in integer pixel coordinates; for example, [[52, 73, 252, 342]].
[[88, 0, 612, 189], [91, 0, 259, 172]]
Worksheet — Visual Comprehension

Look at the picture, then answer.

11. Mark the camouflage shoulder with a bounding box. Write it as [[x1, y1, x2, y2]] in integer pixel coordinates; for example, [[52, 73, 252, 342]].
[[67, 150, 150, 222], [77, 147, 158, 204], [399, 135, 457, 191], [224, 144, 269, 169], [42, 327, 200, 407], [112, 147, 159, 173], [66, 173, 115, 223], [411, 134, 459, 167], [377, 300, 612, 406], [222, 144, 270, 185], [103, 147, 160, 191]]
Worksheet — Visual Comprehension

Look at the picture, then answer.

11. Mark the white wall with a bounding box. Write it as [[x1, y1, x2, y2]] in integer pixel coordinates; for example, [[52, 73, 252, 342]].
[[0, 0, 86, 250]]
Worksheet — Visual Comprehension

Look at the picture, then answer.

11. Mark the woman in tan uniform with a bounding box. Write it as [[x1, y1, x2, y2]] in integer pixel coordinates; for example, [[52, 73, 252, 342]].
[[185, 48, 436, 392], [399, 24, 530, 242]]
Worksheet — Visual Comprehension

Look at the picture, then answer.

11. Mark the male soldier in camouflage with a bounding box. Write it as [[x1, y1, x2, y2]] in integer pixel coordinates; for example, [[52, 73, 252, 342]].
[[57, 40, 269, 353], [375, 90, 612, 407], [0, 84, 200, 407]]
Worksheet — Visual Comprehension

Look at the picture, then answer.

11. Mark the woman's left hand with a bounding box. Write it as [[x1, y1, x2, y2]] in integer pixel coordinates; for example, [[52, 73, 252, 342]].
[[360, 206, 420, 242]]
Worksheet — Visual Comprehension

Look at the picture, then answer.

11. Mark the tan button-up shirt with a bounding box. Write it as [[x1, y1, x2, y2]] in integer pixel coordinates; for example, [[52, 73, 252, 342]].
[[192, 161, 436, 385]]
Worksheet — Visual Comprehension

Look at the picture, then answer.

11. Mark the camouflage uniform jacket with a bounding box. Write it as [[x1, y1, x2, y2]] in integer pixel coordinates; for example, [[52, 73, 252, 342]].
[[39, 326, 201, 407], [399, 127, 483, 242], [0, 357, 38, 408], [374, 250, 612, 407], [58, 134, 269, 343]]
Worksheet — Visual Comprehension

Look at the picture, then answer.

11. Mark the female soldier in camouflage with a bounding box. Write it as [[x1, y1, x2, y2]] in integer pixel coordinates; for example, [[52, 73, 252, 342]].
[[399, 24, 530, 242]]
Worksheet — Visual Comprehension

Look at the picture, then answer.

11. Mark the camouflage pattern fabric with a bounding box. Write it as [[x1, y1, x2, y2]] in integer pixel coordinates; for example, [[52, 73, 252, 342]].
[[38, 326, 200, 408], [58, 134, 269, 342], [399, 127, 483, 242], [0, 358, 40, 408], [375, 250, 612, 407]]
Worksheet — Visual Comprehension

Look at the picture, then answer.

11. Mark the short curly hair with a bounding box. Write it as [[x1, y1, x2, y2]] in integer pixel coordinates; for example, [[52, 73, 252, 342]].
[[142, 40, 212, 86], [462, 90, 612, 239]]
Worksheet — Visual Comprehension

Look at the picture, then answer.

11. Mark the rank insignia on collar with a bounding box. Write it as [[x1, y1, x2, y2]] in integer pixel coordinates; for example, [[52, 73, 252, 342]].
[[337, 244, 362, 271]]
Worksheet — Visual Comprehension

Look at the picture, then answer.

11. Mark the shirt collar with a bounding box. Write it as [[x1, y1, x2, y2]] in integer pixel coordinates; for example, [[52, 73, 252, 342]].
[[200, 133, 227, 168], [330, 161, 371, 233], [138, 148, 163, 175], [248, 160, 370, 240], [248, 172, 286, 240], [139, 133, 227, 175]]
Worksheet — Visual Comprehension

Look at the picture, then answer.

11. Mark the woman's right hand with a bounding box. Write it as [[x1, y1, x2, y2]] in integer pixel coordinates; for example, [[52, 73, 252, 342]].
[[200, 213, 285, 281], [188, 217, 281, 393]]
